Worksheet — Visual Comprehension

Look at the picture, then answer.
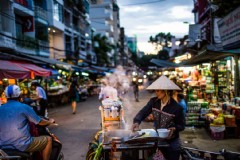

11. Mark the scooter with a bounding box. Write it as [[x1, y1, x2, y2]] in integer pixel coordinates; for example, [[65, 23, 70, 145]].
[[0, 98, 64, 160], [181, 146, 240, 160]]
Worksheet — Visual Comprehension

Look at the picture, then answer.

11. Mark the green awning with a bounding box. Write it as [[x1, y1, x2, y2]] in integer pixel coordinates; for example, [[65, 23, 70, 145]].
[[183, 50, 240, 65]]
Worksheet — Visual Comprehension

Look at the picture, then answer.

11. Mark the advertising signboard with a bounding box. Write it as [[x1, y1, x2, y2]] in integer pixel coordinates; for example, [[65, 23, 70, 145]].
[[218, 6, 240, 49]]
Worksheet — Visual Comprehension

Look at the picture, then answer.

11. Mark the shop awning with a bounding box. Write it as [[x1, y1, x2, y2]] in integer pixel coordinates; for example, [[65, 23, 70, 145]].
[[183, 50, 240, 65], [150, 59, 182, 68], [91, 65, 109, 72], [0, 60, 51, 79], [13, 62, 51, 77], [17, 54, 74, 70], [0, 60, 30, 79]]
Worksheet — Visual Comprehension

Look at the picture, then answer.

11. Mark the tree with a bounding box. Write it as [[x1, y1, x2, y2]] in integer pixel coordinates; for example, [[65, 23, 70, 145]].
[[149, 32, 173, 47], [148, 32, 173, 61], [138, 54, 158, 69], [158, 49, 169, 60], [92, 34, 114, 66]]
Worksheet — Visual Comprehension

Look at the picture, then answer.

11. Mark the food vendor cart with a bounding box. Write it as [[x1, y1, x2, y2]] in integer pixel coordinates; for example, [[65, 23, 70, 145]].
[[87, 99, 170, 160], [100, 129, 169, 160]]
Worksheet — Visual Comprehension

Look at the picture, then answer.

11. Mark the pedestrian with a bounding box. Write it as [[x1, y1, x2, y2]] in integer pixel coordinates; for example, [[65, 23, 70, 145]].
[[69, 80, 79, 114], [30, 80, 48, 117], [173, 90, 187, 117], [98, 78, 118, 101], [131, 75, 185, 160], [133, 81, 139, 102], [0, 85, 55, 160]]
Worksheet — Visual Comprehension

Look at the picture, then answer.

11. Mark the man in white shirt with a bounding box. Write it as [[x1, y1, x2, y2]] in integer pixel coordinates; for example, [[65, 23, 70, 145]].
[[31, 81, 48, 117], [99, 78, 118, 101]]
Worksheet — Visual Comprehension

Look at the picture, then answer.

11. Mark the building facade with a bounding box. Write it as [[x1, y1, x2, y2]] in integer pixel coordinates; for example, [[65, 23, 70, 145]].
[[0, 0, 96, 65], [89, 0, 120, 66]]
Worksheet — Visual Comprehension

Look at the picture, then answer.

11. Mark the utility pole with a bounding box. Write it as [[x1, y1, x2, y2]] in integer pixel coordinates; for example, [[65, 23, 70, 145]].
[[120, 27, 125, 66]]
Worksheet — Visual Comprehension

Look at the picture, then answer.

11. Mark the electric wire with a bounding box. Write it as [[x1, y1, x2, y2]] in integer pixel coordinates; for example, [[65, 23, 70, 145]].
[[0, 3, 113, 53], [120, 0, 166, 6]]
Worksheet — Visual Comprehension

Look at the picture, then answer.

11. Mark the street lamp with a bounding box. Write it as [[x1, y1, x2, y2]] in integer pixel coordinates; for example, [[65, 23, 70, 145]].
[[186, 35, 202, 49]]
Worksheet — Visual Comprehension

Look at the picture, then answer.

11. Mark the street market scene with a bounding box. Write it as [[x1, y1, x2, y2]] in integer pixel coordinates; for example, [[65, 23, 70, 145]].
[[1, 0, 240, 160]]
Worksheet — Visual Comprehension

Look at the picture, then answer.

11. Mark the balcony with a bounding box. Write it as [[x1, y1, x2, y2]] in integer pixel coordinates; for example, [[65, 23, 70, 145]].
[[16, 35, 37, 50], [0, 31, 15, 49], [37, 40, 50, 56], [73, 24, 80, 32], [34, 6, 48, 21], [16, 35, 37, 55], [14, 0, 33, 10]]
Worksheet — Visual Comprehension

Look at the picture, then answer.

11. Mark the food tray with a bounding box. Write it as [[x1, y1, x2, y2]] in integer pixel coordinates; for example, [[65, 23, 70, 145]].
[[124, 129, 161, 144]]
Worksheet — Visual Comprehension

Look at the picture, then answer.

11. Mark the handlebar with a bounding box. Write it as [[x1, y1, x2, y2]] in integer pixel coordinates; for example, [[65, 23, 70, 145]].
[[180, 147, 240, 160]]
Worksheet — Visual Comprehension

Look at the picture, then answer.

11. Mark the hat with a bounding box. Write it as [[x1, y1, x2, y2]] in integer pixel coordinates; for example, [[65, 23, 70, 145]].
[[5, 85, 21, 98], [146, 75, 181, 90]]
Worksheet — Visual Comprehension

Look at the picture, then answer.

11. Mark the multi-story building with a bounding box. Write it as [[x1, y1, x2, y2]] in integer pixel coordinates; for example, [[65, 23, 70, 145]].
[[89, 0, 120, 66], [0, 0, 96, 65], [0, 0, 49, 56]]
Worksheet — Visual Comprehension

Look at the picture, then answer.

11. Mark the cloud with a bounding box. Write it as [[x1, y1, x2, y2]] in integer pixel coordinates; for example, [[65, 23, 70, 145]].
[[121, 6, 147, 13], [118, 0, 194, 53], [167, 6, 194, 20]]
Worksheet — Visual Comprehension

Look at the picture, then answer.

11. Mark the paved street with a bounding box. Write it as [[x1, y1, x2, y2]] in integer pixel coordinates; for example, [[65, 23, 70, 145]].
[[48, 88, 240, 160]]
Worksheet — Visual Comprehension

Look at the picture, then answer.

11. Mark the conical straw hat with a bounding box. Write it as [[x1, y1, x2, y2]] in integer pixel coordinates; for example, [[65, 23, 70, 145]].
[[146, 75, 181, 90]]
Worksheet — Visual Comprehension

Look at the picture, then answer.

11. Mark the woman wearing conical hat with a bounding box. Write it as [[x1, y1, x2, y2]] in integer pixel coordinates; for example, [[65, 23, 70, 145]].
[[132, 75, 185, 160]]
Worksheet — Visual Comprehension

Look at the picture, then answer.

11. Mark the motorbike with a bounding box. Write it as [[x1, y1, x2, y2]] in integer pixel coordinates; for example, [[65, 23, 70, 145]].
[[0, 98, 64, 160], [181, 146, 240, 160]]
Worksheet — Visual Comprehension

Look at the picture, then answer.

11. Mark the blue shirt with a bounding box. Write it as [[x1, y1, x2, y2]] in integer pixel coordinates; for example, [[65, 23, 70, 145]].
[[36, 86, 47, 100], [0, 100, 41, 151], [179, 99, 187, 115]]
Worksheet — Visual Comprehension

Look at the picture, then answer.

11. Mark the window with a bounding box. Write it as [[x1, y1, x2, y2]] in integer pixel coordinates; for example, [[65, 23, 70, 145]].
[[53, 1, 63, 22], [91, 0, 97, 4], [0, 14, 2, 31]]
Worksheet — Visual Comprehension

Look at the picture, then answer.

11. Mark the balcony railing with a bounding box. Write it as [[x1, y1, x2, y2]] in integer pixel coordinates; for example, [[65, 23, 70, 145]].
[[16, 35, 37, 50], [38, 40, 49, 53], [14, 0, 33, 10], [73, 24, 80, 32], [34, 6, 48, 21], [0, 31, 15, 49]]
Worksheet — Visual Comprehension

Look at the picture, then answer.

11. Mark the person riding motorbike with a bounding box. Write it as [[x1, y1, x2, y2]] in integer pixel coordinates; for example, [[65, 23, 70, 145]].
[[0, 85, 55, 160]]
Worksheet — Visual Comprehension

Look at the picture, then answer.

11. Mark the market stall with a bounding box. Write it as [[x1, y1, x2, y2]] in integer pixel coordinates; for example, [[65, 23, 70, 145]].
[[0, 60, 51, 105]]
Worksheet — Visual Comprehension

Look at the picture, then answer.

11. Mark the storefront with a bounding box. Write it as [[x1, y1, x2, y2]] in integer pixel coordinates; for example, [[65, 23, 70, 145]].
[[0, 60, 51, 105]]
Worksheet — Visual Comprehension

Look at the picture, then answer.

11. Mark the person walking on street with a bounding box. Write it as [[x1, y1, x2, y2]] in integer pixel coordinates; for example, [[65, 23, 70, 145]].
[[0, 85, 55, 160], [31, 80, 48, 117], [132, 75, 185, 160], [133, 82, 139, 102], [69, 80, 79, 114]]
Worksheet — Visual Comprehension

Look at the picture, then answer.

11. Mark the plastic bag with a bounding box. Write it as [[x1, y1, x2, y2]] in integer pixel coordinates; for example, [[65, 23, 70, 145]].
[[153, 149, 166, 160]]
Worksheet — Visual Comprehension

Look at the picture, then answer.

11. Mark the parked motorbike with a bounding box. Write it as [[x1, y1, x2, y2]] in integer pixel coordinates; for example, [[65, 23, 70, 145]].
[[181, 146, 240, 160], [0, 98, 64, 160]]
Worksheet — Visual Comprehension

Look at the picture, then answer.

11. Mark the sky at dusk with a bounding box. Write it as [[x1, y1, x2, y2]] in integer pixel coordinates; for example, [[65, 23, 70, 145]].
[[118, 0, 195, 54]]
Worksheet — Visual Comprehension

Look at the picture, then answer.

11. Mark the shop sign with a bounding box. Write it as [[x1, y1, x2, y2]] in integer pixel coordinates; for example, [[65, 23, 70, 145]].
[[23, 16, 34, 32], [188, 24, 202, 47], [213, 18, 222, 44], [218, 6, 240, 49]]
